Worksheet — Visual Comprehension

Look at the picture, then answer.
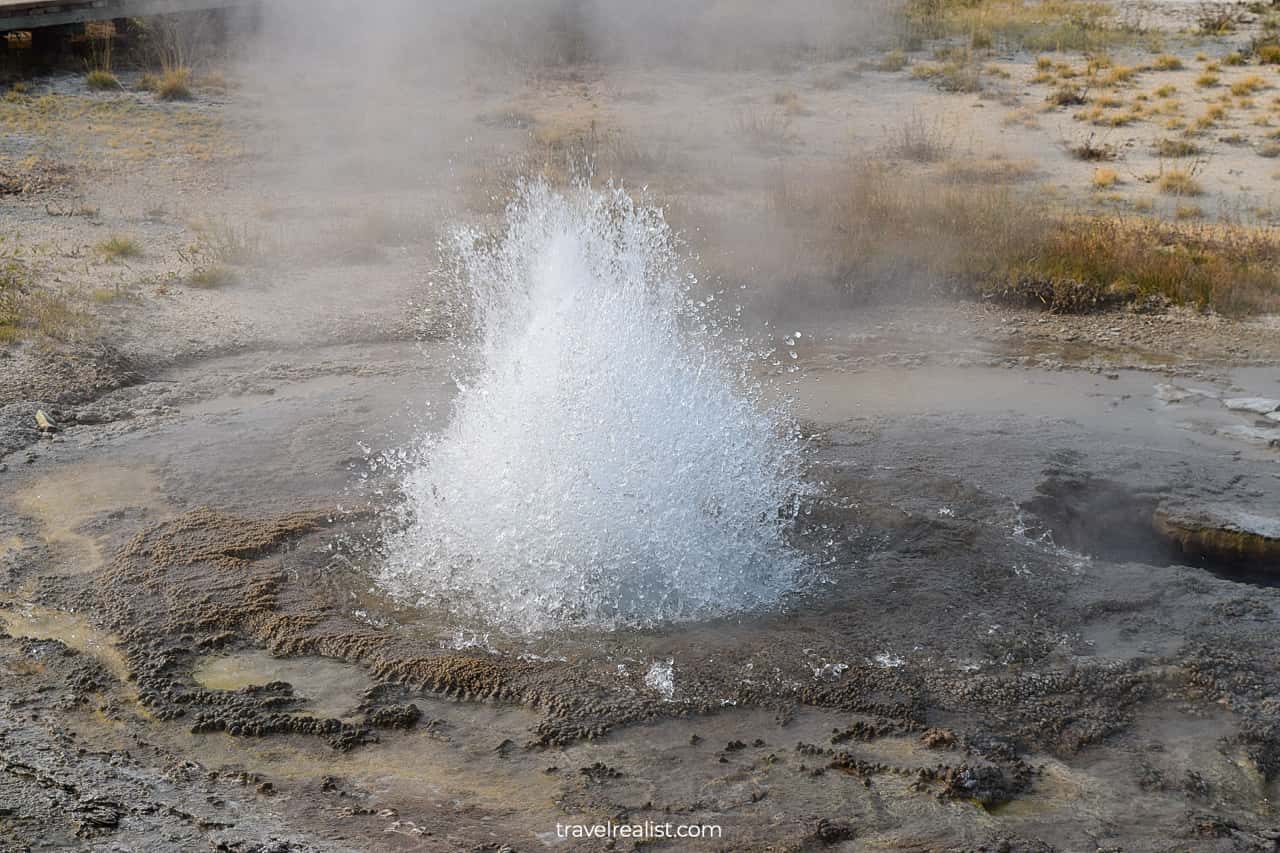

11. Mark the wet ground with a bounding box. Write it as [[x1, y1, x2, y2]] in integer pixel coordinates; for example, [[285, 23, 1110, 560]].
[[3, 312, 1280, 851]]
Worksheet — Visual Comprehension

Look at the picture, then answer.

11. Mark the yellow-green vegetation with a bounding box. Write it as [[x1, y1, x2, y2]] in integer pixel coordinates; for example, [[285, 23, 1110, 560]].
[[1223, 51, 1245, 66], [1175, 204, 1202, 219], [1153, 83, 1177, 97], [1103, 65, 1136, 85], [885, 113, 954, 162], [1258, 43, 1280, 64], [1152, 53, 1183, 70], [1231, 75, 1267, 96], [911, 60, 983, 92], [97, 235, 141, 260], [1158, 168, 1203, 195], [939, 156, 1037, 182], [1153, 137, 1202, 156], [877, 49, 908, 71], [900, 0, 1150, 52], [0, 93, 227, 163], [155, 68, 192, 101], [0, 238, 80, 342], [1047, 83, 1089, 106], [1196, 72, 1220, 88], [189, 265, 236, 288], [85, 69, 121, 91], [1091, 166, 1119, 187], [780, 159, 1280, 313]]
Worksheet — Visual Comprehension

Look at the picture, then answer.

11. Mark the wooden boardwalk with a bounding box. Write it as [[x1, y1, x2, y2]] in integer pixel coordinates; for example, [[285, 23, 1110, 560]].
[[0, 0, 249, 31]]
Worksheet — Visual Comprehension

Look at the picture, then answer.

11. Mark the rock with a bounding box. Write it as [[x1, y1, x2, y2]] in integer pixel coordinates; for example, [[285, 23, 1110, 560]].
[[1154, 503, 1280, 569], [34, 409, 57, 433], [1224, 397, 1280, 415]]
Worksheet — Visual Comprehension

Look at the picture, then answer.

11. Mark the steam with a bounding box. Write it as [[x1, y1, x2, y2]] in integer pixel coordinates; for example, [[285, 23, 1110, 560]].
[[381, 181, 807, 632]]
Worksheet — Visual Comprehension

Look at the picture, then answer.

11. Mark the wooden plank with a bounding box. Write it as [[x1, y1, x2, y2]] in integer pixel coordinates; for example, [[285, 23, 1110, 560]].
[[0, 0, 250, 30]]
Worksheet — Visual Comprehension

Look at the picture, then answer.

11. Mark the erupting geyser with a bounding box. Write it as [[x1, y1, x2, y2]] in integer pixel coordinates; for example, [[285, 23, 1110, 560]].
[[383, 182, 807, 632]]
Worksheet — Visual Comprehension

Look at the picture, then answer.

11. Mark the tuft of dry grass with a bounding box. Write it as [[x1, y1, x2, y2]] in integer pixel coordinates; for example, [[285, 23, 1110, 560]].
[[902, 0, 1151, 53], [733, 106, 794, 152], [1196, 72, 1220, 88], [771, 158, 1280, 314], [877, 49, 908, 71], [1230, 74, 1267, 96], [0, 239, 82, 342], [97, 235, 141, 260], [1091, 166, 1119, 187], [939, 156, 1037, 182], [1157, 168, 1204, 196], [85, 69, 121, 91], [189, 265, 236, 288], [155, 68, 192, 101], [1048, 83, 1089, 106], [1257, 43, 1280, 64], [1152, 137, 1202, 157], [884, 113, 954, 162], [1068, 133, 1118, 160], [1152, 53, 1183, 70]]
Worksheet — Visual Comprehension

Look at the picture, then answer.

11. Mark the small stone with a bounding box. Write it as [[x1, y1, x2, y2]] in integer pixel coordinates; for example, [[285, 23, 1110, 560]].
[[1224, 397, 1280, 415]]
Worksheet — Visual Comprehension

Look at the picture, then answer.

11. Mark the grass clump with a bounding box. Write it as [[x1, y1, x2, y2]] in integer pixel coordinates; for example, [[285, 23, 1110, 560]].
[[1158, 168, 1204, 196], [189, 265, 236, 288], [1152, 53, 1183, 70], [85, 69, 121, 91], [779, 159, 1280, 314], [1152, 137, 1202, 157], [1231, 74, 1267, 96], [1257, 43, 1280, 64], [1048, 83, 1089, 106], [902, 0, 1148, 53], [0, 238, 81, 342], [1091, 166, 1119, 187], [1196, 72, 1220, 88], [884, 113, 954, 162], [1068, 133, 1118, 160], [733, 107, 794, 152], [155, 68, 192, 101], [97, 235, 141, 260], [877, 49, 909, 71]]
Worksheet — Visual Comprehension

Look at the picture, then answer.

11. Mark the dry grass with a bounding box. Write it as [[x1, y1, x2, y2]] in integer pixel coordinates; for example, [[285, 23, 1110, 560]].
[[911, 60, 983, 92], [0, 239, 82, 342], [1068, 133, 1118, 160], [884, 113, 954, 162], [1230, 75, 1267, 96], [1091, 166, 1119, 187], [902, 0, 1150, 53], [1158, 168, 1204, 196], [1152, 137, 1202, 157], [85, 70, 121, 91], [155, 68, 192, 101], [772, 158, 1280, 314], [939, 156, 1036, 182], [1196, 72, 1220, 88], [733, 106, 794, 152], [97, 235, 141, 261], [189, 265, 236, 288], [877, 49, 909, 71], [1153, 54, 1183, 70]]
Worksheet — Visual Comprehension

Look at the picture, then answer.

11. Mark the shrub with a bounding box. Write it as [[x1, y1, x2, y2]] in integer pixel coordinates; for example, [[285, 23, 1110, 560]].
[[97, 235, 141, 260], [85, 69, 120, 91]]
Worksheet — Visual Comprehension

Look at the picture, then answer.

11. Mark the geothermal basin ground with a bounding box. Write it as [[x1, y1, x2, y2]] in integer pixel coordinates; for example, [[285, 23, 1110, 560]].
[[4, 2, 1280, 851]]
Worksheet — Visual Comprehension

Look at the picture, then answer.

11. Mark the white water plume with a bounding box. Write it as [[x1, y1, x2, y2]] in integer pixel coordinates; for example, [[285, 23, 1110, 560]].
[[383, 181, 806, 633]]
